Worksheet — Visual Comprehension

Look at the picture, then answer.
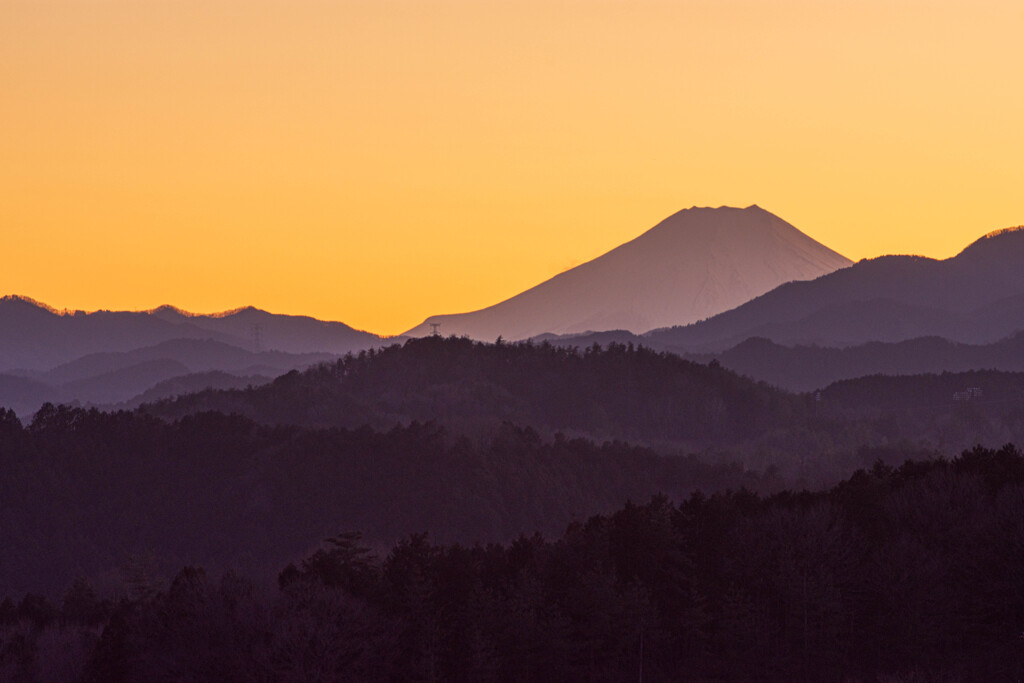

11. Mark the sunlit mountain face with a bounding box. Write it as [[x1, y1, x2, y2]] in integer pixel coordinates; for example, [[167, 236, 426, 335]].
[[406, 205, 851, 341]]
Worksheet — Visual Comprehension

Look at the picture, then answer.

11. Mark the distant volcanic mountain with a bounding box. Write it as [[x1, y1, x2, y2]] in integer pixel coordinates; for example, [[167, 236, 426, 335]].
[[646, 224, 1024, 351], [405, 205, 852, 341]]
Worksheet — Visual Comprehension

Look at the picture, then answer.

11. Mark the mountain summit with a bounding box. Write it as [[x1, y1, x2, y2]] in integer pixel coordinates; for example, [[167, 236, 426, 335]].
[[405, 205, 852, 340]]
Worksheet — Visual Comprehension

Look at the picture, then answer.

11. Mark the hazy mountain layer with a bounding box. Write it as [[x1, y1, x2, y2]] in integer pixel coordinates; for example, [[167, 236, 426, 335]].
[[704, 333, 1024, 392], [0, 337, 338, 417], [39, 338, 335, 384], [541, 327, 1024, 393], [406, 205, 851, 340]]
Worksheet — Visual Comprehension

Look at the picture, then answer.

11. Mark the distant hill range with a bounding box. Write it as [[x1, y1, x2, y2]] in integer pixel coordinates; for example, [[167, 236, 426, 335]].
[[0, 296, 388, 372], [0, 297, 394, 416], [405, 205, 852, 340], [643, 225, 1024, 351], [0, 337, 342, 417]]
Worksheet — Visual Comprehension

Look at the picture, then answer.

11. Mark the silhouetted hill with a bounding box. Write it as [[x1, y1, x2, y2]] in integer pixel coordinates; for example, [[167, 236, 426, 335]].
[[0, 295, 388, 372], [647, 226, 1024, 350], [145, 336, 804, 450], [406, 205, 850, 340]]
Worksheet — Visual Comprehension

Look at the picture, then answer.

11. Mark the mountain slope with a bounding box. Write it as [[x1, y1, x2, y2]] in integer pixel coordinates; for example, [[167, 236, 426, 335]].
[[405, 205, 851, 340], [646, 226, 1024, 351]]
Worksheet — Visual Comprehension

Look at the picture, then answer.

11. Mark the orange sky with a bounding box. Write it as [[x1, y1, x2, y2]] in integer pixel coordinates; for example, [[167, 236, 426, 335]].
[[2, 0, 1023, 335]]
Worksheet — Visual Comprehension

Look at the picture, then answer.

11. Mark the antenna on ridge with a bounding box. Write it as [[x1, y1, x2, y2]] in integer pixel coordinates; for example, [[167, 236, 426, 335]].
[[251, 324, 263, 353], [428, 323, 441, 337]]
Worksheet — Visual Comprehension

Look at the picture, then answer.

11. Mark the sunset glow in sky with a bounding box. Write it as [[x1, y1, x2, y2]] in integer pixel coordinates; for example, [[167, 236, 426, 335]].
[[3, 0, 1023, 335]]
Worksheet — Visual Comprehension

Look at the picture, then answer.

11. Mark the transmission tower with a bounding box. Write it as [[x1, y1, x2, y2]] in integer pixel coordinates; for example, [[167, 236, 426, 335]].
[[429, 323, 441, 337], [251, 324, 263, 353]]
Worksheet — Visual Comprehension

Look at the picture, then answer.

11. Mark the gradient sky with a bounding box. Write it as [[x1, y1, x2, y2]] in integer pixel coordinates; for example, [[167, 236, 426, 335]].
[[3, 1, 1023, 335]]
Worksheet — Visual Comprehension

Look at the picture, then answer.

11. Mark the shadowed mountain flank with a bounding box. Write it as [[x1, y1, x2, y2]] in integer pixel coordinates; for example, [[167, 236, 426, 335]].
[[405, 205, 851, 340], [646, 225, 1024, 351]]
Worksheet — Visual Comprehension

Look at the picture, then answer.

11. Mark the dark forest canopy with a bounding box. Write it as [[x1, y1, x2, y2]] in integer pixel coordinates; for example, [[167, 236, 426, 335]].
[[3, 444, 1024, 681], [5, 338, 1024, 680], [145, 335, 804, 447], [143, 336, 1024, 469], [4, 337, 1024, 679], [3, 338, 1024, 598], [0, 404, 775, 597]]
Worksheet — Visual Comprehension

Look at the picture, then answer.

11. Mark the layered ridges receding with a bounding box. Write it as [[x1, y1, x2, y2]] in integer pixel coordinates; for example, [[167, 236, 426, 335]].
[[407, 205, 852, 340]]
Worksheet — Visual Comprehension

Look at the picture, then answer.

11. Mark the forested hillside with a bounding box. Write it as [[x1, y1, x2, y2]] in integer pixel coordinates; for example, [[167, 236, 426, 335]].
[[5, 337, 1024, 680], [0, 406, 772, 597], [146, 336, 802, 448], [3, 445, 1022, 681], [144, 337, 1024, 474]]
